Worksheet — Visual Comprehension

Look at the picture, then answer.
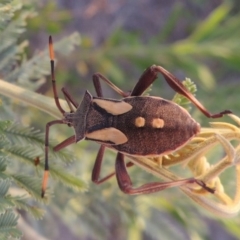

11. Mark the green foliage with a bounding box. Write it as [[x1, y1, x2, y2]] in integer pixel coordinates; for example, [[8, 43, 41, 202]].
[[77, 3, 240, 93], [0, 1, 239, 239], [0, 211, 21, 240], [0, 104, 87, 236], [0, 0, 86, 238], [172, 78, 197, 111], [0, 161, 22, 239], [28, 2, 72, 33]]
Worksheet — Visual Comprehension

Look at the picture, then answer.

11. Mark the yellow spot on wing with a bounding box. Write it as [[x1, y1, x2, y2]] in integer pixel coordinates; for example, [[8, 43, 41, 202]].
[[135, 117, 145, 127], [86, 128, 127, 145], [92, 99, 132, 115], [152, 118, 164, 128]]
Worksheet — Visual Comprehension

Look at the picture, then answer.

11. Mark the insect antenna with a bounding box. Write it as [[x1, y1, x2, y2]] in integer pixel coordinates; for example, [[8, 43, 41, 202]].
[[41, 36, 68, 198], [49, 36, 66, 114]]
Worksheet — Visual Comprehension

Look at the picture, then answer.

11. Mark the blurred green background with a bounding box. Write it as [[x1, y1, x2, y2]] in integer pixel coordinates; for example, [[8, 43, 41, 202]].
[[1, 0, 240, 239]]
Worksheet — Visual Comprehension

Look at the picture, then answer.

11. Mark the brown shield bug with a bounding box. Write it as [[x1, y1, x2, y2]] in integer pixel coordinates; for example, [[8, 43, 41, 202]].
[[41, 36, 231, 197]]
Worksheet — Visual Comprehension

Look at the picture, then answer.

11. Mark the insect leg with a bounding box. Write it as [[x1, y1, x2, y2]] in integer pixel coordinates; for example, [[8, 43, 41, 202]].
[[53, 136, 75, 152], [42, 119, 65, 197], [152, 65, 231, 118], [92, 73, 129, 97], [52, 133, 133, 184], [131, 66, 158, 96], [92, 145, 134, 184], [91, 145, 115, 184], [61, 87, 78, 109], [115, 152, 214, 195]]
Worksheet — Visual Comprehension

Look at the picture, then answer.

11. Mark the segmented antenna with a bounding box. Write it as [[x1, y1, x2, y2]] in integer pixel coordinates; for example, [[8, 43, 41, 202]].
[[49, 36, 65, 114]]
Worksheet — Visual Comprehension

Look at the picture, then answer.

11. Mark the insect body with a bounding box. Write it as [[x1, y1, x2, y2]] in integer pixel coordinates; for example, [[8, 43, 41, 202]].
[[67, 92, 200, 156], [41, 36, 231, 197]]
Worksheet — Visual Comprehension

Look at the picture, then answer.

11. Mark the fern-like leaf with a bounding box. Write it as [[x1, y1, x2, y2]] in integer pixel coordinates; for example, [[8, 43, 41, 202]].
[[0, 5, 35, 76], [0, 1, 22, 30], [3, 142, 87, 196], [11, 197, 45, 219], [0, 180, 14, 215], [0, 211, 22, 240], [172, 78, 197, 111], [10, 174, 48, 203], [0, 155, 8, 173], [49, 165, 87, 193], [6, 32, 80, 89], [4, 122, 76, 164]]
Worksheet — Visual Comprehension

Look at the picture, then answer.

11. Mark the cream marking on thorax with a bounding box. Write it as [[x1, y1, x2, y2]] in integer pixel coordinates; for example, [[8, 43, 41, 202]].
[[86, 127, 127, 145], [152, 118, 164, 128], [135, 117, 145, 127], [92, 99, 132, 115]]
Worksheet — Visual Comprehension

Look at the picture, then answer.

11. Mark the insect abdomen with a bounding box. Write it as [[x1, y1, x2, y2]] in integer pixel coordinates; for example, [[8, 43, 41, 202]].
[[113, 96, 200, 156]]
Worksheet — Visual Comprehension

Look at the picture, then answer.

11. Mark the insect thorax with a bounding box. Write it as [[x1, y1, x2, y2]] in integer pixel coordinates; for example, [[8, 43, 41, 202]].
[[65, 90, 92, 142]]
